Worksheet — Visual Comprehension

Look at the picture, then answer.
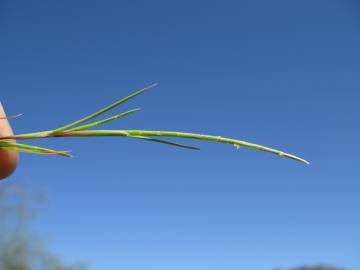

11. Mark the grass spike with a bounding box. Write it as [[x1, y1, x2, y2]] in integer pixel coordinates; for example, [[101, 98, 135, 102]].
[[75, 130, 309, 164]]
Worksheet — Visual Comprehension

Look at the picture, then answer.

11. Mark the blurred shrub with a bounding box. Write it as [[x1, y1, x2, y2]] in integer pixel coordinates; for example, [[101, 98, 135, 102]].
[[290, 266, 344, 270], [0, 185, 88, 270], [275, 265, 345, 270]]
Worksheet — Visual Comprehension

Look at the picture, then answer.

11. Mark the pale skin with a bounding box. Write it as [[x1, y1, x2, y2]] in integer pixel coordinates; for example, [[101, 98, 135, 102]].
[[0, 102, 18, 180]]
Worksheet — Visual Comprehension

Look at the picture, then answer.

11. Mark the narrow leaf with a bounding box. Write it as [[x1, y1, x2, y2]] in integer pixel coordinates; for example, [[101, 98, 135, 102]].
[[0, 141, 72, 157], [51, 83, 157, 133], [66, 108, 140, 132], [128, 135, 200, 150]]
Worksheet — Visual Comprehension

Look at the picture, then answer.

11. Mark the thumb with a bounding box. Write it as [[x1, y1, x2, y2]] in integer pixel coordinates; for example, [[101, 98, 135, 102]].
[[0, 102, 19, 180]]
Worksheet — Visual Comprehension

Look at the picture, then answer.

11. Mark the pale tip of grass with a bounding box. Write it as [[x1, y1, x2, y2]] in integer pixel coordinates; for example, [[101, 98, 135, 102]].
[[0, 113, 23, 120], [278, 152, 310, 165], [144, 82, 158, 91]]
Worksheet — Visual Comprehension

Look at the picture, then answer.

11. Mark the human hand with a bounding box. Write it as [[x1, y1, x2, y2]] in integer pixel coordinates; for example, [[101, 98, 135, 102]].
[[0, 102, 19, 180]]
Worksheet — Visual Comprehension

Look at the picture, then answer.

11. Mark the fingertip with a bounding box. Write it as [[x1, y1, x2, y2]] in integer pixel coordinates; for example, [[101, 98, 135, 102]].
[[0, 149, 19, 180], [0, 102, 19, 180]]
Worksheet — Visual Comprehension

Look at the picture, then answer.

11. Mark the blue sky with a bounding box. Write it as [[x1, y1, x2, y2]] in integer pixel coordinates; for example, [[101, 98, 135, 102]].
[[1, 1, 359, 269]]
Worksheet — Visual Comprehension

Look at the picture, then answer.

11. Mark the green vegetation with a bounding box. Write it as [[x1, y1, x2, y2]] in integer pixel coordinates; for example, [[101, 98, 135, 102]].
[[0, 84, 308, 164]]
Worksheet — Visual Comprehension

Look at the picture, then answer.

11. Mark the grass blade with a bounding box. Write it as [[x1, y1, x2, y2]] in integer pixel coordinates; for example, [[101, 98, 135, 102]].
[[66, 108, 140, 132], [51, 83, 157, 134], [128, 135, 200, 150], [4, 148, 66, 156], [0, 141, 71, 157]]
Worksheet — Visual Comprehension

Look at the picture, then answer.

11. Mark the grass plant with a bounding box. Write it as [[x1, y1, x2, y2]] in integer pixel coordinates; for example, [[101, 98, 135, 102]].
[[0, 84, 309, 164]]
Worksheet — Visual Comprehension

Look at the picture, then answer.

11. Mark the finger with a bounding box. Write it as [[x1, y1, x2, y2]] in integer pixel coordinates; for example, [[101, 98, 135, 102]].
[[0, 102, 19, 180]]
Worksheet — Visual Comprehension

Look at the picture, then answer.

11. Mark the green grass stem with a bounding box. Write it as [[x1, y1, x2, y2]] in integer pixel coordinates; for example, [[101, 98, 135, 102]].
[[0, 84, 309, 164]]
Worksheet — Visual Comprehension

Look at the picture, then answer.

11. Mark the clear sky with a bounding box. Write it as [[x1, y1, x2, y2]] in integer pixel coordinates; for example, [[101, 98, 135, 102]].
[[1, 1, 359, 269]]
